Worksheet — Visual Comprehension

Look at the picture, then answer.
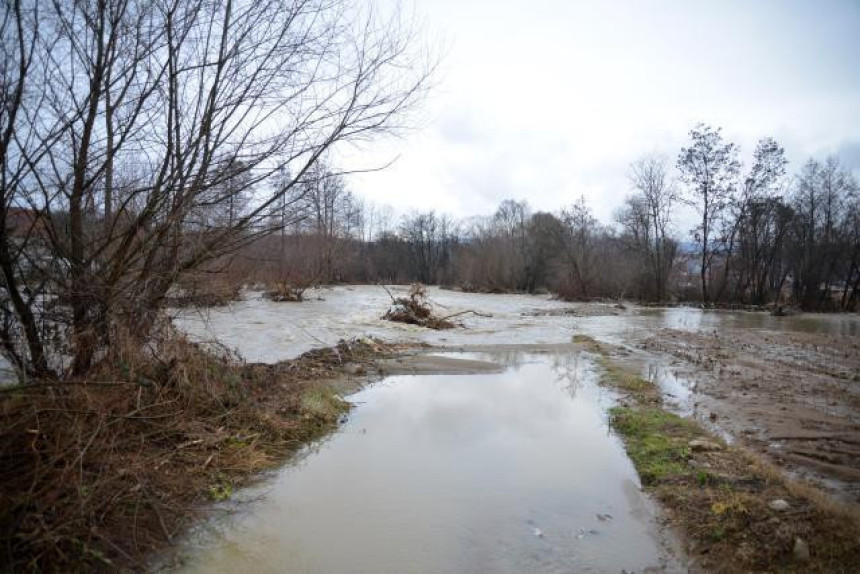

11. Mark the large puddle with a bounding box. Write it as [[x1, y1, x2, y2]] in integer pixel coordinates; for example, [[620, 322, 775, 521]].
[[169, 352, 679, 573]]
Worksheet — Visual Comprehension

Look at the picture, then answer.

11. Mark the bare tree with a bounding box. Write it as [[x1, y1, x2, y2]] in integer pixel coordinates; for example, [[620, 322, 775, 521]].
[[791, 156, 858, 309], [620, 155, 678, 301], [399, 211, 457, 284], [0, 0, 433, 378], [286, 161, 362, 282], [556, 196, 600, 299], [727, 138, 788, 302], [677, 124, 740, 304]]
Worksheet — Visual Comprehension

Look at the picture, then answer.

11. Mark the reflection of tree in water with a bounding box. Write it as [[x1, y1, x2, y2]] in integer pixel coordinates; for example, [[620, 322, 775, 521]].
[[550, 352, 589, 398], [480, 350, 529, 369]]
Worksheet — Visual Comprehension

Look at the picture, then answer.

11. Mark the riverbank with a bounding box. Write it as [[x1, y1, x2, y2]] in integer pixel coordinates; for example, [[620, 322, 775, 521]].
[[0, 336, 411, 571], [639, 327, 860, 500], [577, 335, 860, 571]]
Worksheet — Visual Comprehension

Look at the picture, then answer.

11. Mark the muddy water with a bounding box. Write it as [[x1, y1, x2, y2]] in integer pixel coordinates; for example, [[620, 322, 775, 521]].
[[175, 286, 859, 364], [172, 353, 678, 573], [640, 307, 860, 337]]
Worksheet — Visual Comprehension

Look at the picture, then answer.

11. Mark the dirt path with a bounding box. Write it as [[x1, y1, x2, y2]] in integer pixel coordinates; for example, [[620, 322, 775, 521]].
[[640, 327, 860, 501]]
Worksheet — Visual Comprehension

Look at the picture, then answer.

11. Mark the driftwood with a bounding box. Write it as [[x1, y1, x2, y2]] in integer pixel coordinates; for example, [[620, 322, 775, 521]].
[[439, 309, 492, 321], [380, 284, 489, 329]]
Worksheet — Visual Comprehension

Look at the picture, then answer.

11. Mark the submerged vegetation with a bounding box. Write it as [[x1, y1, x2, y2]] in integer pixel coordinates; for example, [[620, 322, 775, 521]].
[[575, 335, 860, 571]]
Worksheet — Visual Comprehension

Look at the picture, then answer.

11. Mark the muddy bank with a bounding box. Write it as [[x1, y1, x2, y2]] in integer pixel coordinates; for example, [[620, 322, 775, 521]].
[[580, 336, 860, 572], [639, 328, 860, 501], [379, 354, 504, 375]]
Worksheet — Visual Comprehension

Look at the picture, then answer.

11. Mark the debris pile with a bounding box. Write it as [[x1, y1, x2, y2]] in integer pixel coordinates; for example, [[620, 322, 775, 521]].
[[382, 284, 455, 330], [264, 282, 306, 302]]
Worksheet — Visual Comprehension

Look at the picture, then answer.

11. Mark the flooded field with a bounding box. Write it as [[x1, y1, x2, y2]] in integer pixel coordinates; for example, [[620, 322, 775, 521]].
[[168, 286, 860, 571], [175, 285, 860, 362], [171, 352, 680, 573]]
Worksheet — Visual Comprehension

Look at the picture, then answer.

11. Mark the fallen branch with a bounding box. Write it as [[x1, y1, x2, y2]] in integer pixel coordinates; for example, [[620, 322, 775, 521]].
[[439, 309, 492, 321], [379, 283, 397, 303]]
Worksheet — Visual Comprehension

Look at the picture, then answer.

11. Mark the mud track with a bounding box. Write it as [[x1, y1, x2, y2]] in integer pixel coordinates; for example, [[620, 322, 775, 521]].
[[641, 328, 860, 501]]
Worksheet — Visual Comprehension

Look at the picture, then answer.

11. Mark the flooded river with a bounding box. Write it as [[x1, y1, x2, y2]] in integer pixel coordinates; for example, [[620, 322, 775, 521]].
[[175, 286, 860, 363], [172, 352, 679, 573], [164, 286, 859, 571]]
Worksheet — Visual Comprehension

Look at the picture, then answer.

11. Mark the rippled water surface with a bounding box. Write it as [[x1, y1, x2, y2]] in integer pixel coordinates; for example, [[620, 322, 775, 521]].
[[174, 286, 859, 363], [172, 353, 677, 573]]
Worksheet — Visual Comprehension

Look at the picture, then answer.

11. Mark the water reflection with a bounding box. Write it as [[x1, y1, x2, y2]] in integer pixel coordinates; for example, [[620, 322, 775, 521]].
[[549, 353, 588, 399], [172, 353, 673, 574], [643, 362, 695, 417], [644, 307, 860, 337]]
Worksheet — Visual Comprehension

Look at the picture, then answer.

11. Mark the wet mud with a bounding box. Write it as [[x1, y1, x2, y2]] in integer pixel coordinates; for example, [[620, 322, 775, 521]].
[[639, 328, 860, 501]]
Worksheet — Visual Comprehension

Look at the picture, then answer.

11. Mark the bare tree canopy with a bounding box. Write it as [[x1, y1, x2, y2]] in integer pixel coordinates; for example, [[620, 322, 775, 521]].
[[677, 124, 741, 304], [617, 155, 678, 301], [0, 0, 433, 378]]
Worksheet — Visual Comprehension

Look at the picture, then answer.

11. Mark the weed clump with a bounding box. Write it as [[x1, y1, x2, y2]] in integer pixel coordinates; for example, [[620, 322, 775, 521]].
[[263, 281, 307, 302]]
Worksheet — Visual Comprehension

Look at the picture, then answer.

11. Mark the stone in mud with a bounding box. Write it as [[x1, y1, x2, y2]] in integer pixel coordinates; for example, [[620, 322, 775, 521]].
[[768, 499, 790, 511], [793, 537, 810, 562], [688, 439, 722, 452]]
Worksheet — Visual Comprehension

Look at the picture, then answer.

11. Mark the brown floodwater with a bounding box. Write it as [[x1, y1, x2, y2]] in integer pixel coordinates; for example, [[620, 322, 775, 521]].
[[167, 352, 680, 573], [573, 307, 860, 346], [640, 307, 860, 337]]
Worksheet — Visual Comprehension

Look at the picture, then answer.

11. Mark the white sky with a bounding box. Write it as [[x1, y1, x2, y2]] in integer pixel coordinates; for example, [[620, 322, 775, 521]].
[[340, 0, 860, 225]]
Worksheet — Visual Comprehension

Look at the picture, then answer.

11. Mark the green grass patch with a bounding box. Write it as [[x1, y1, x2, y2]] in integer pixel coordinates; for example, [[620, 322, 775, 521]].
[[573, 334, 658, 401], [610, 406, 701, 485]]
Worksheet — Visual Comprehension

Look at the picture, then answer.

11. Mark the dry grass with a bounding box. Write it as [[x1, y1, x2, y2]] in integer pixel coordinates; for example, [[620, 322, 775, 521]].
[[0, 334, 397, 572]]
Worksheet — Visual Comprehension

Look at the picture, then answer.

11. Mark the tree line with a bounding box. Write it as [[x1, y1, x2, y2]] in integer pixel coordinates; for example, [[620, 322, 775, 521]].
[[235, 124, 859, 313]]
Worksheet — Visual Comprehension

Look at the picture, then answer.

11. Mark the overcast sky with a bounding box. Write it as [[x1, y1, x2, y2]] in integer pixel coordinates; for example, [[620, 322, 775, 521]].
[[341, 0, 860, 225]]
